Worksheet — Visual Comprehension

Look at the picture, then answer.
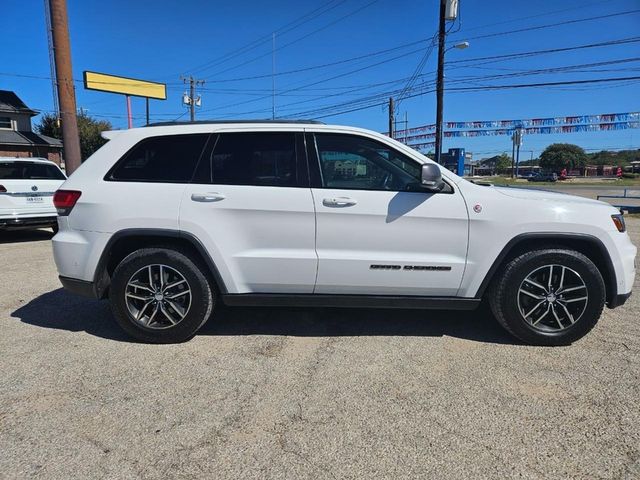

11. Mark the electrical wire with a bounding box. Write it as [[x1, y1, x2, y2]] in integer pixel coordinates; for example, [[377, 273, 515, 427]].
[[170, 0, 349, 77], [202, 0, 380, 79]]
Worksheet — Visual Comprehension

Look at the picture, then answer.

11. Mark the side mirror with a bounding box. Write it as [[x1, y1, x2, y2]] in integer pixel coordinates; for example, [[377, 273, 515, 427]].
[[421, 163, 445, 192]]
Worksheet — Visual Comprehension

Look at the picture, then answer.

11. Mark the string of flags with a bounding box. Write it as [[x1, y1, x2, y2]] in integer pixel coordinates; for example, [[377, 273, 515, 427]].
[[390, 112, 640, 150], [444, 112, 640, 130], [392, 111, 640, 138]]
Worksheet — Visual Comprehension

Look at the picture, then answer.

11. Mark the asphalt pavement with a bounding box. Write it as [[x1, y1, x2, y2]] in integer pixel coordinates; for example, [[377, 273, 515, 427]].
[[1, 203, 639, 479]]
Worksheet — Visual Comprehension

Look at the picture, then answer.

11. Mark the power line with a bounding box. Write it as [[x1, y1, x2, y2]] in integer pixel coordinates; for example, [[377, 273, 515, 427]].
[[173, 0, 349, 77], [198, 1, 630, 84], [447, 37, 640, 66], [447, 0, 618, 34], [204, 0, 380, 79], [451, 8, 640, 43], [204, 44, 428, 114], [289, 76, 640, 119], [259, 58, 640, 118], [396, 33, 439, 109], [203, 37, 432, 84], [203, 11, 640, 113]]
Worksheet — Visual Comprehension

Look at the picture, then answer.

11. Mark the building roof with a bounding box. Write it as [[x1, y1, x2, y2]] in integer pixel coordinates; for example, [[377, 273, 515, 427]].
[[0, 90, 38, 116], [0, 130, 62, 148]]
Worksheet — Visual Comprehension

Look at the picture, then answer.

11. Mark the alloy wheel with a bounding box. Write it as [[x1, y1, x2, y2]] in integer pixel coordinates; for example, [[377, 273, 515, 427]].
[[517, 264, 588, 332], [124, 264, 192, 329]]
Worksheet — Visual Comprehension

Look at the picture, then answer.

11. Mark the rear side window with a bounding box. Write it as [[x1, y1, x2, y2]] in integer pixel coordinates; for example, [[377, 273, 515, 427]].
[[0, 161, 65, 180], [194, 132, 298, 187], [108, 134, 210, 183]]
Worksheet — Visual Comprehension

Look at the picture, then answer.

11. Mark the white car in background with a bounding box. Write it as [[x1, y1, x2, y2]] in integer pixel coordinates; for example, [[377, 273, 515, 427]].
[[0, 157, 66, 232]]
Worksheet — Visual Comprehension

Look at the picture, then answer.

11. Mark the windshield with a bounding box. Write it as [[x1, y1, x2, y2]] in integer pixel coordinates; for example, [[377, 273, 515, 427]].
[[0, 161, 66, 180]]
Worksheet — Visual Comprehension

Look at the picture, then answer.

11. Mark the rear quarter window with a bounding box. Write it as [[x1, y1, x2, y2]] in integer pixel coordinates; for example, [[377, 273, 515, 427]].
[[107, 134, 210, 183]]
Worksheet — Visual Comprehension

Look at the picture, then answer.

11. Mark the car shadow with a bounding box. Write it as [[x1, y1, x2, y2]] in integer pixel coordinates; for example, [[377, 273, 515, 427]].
[[0, 229, 54, 244], [12, 288, 520, 345]]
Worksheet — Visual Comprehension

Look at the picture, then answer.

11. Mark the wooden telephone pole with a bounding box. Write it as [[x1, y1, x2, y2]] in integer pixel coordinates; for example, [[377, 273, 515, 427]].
[[181, 76, 204, 122], [434, 0, 447, 164], [47, 0, 82, 174]]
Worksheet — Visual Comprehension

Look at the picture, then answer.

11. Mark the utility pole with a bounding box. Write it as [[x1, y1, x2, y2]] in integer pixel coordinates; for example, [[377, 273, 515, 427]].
[[43, 0, 59, 122], [510, 128, 523, 178], [388, 97, 395, 139], [47, 0, 82, 174], [434, 0, 447, 164], [272, 32, 276, 120], [511, 133, 516, 178], [515, 128, 523, 178], [404, 111, 408, 144], [181, 76, 204, 121]]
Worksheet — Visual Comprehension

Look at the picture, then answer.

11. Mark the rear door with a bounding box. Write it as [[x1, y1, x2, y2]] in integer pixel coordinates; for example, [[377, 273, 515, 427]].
[[307, 132, 469, 297], [179, 131, 317, 294], [0, 161, 65, 215], [73, 134, 211, 233]]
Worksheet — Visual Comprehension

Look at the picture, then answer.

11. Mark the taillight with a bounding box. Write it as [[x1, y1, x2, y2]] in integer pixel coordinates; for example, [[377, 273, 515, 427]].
[[53, 190, 82, 216], [0, 185, 6, 193]]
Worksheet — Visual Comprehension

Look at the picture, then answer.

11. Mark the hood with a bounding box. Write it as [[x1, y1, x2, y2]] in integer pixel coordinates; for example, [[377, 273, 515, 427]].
[[492, 186, 611, 208]]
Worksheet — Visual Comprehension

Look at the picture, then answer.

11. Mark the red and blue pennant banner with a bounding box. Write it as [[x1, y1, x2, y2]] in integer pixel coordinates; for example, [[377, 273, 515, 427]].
[[441, 121, 640, 138], [405, 121, 640, 150], [392, 112, 640, 137], [408, 141, 436, 149], [445, 112, 639, 130]]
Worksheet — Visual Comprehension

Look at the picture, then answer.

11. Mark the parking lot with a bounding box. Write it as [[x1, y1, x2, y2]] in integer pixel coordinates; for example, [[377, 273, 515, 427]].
[[1, 207, 639, 478]]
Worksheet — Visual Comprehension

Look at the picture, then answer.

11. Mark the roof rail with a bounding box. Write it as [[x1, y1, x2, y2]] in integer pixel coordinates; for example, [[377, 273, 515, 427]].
[[147, 119, 324, 127]]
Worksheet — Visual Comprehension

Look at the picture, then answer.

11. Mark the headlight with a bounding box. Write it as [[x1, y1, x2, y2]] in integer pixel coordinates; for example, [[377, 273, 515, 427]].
[[611, 214, 626, 233]]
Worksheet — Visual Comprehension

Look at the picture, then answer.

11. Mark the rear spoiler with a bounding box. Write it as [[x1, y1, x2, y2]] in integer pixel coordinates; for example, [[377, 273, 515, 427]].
[[101, 130, 123, 140]]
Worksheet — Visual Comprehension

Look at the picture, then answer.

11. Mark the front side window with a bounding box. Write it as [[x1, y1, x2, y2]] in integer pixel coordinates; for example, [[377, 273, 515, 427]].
[[315, 134, 421, 191], [195, 132, 298, 187], [108, 134, 210, 183]]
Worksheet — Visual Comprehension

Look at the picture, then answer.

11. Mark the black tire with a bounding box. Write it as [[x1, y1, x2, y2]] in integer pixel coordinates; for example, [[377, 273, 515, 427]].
[[110, 247, 214, 343], [489, 248, 605, 346]]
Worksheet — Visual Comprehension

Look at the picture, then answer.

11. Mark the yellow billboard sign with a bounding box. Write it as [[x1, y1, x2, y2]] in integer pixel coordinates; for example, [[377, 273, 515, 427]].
[[83, 71, 166, 100]]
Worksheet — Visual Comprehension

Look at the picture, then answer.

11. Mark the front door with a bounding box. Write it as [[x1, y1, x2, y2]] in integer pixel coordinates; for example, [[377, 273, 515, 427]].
[[308, 132, 469, 297], [180, 131, 317, 294]]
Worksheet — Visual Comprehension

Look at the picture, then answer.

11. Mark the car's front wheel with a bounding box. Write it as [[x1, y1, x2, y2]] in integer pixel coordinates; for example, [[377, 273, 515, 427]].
[[489, 248, 606, 346], [110, 247, 214, 343]]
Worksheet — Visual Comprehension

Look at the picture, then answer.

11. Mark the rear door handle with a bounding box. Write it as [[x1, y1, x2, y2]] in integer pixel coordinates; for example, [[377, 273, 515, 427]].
[[323, 197, 357, 207], [191, 192, 226, 202]]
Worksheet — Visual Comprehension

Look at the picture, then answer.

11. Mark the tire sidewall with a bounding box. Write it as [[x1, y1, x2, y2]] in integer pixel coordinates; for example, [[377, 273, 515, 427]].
[[110, 248, 213, 343]]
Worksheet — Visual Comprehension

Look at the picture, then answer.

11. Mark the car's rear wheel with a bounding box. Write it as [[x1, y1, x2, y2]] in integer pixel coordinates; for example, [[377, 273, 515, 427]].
[[489, 248, 605, 346], [110, 247, 214, 343]]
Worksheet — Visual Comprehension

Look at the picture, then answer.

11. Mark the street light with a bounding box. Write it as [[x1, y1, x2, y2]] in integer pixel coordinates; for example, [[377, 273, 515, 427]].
[[453, 41, 469, 50]]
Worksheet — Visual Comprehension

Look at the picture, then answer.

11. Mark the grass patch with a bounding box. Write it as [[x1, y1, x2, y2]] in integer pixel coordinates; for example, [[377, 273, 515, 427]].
[[474, 177, 640, 187]]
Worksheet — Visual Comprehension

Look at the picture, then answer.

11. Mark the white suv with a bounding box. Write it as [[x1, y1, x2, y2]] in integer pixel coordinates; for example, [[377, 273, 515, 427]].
[[52, 121, 636, 345], [0, 157, 66, 232]]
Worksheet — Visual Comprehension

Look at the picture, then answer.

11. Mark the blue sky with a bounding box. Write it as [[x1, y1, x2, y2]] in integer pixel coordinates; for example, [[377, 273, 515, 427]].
[[1, 0, 639, 159]]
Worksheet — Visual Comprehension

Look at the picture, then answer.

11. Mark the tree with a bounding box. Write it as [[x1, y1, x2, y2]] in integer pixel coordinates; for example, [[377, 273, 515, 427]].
[[588, 149, 640, 166], [36, 112, 112, 161], [494, 153, 512, 172], [539, 143, 587, 171]]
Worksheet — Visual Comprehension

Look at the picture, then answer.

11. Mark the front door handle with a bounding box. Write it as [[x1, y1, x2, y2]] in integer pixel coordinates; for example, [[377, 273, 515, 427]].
[[323, 197, 357, 207], [191, 192, 226, 202]]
